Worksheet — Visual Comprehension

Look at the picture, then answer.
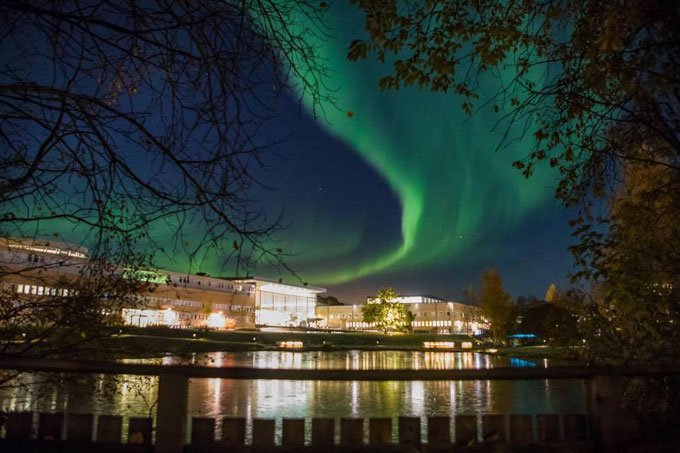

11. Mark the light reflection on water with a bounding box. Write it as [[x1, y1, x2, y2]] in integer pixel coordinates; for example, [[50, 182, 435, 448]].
[[0, 351, 585, 443], [135, 350, 519, 370]]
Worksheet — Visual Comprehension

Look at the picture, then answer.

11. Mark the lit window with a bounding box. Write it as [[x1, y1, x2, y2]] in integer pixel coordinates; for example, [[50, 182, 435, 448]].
[[17, 284, 24, 293]]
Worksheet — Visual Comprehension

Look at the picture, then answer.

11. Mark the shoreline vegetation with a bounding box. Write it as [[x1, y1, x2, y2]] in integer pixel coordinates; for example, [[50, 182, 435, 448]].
[[70, 327, 581, 362]]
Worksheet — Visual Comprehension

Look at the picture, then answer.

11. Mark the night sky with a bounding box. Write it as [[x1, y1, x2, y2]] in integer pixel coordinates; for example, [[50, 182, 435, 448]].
[[11, 3, 577, 304], [154, 4, 577, 303]]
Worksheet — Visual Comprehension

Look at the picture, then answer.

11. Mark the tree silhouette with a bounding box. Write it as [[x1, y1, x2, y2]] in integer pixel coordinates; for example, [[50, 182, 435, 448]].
[[478, 269, 512, 344], [0, 1, 329, 361]]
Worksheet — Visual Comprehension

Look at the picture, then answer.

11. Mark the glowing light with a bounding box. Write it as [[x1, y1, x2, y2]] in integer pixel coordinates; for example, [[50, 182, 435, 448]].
[[123, 269, 169, 284], [206, 312, 226, 329], [257, 309, 290, 326], [257, 281, 322, 297], [122, 308, 167, 327], [6, 240, 87, 259], [423, 341, 455, 349], [162, 308, 177, 326], [277, 341, 303, 349]]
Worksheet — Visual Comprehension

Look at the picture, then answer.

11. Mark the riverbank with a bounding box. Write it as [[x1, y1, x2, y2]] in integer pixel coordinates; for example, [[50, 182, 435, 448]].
[[95, 328, 582, 360], [81, 326, 484, 358], [487, 345, 583, 361], [23, 326, 581, 361]]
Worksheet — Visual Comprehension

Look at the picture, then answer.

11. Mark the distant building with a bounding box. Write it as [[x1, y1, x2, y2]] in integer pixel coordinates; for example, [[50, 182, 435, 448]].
[[0, 237, 89, 299], [1, 237, 325, 330], [315, 304, 362, 330], [366, 295, 444, 305], [315, 294, 487, 334]]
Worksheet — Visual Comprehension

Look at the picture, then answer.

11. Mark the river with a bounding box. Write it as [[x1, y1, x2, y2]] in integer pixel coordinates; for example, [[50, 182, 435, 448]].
[[0, 350, 586, 443]]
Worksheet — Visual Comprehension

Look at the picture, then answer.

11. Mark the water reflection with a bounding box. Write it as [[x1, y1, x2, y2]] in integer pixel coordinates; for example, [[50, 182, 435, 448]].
[[131, 350, 553, 370], [509, 357, 538, 368], [184, 377, 585, 442], [1, 351, 586, 443], [0, 372, 159, 443]]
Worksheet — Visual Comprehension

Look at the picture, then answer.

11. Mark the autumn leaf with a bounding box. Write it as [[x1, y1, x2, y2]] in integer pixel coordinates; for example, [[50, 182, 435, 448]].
[[534, 129, 549, 141]]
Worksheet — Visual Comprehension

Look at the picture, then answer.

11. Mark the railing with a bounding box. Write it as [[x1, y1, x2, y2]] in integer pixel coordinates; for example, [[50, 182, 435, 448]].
[[1, 357, 680, 452], [1, 412, 590, 451]]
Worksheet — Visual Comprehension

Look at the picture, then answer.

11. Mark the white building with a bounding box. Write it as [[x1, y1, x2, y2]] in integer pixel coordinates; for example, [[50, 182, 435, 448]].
[[1, 237, 325, 330], [227, 277, 325, 328]]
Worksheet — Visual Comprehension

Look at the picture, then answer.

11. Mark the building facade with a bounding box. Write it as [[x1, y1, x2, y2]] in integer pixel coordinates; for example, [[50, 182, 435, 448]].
[[223, 277, 325, 328], [314, 304, 363, 330], [315, 295, 487, 334], [0, 237, 89, 297], [120, 270, 258, 329], [1, 238, 324, 330]]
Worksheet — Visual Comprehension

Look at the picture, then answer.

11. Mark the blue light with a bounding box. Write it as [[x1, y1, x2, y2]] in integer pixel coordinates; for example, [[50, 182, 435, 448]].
[[508, 333, 537, 339], [510, 357, 537, 368]]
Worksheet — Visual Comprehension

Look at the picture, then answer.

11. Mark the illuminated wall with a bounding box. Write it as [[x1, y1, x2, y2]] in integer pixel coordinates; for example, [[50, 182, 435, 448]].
[[315, 299, 487, 334], [367, 295, 445, 305], [236, 279, 325, 327], [1, 238, 327, 331], [315, 304, 363, 330], [410, 302, 486, 334]]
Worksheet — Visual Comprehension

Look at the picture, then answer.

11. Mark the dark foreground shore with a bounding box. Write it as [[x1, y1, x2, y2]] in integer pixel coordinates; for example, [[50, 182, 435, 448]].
[[69, 326, 580, 361]]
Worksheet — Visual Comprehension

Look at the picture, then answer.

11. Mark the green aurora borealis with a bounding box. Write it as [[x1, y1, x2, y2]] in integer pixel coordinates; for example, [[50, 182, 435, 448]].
[[13, 2, 570, 300], [266, 4, 559, 286]]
